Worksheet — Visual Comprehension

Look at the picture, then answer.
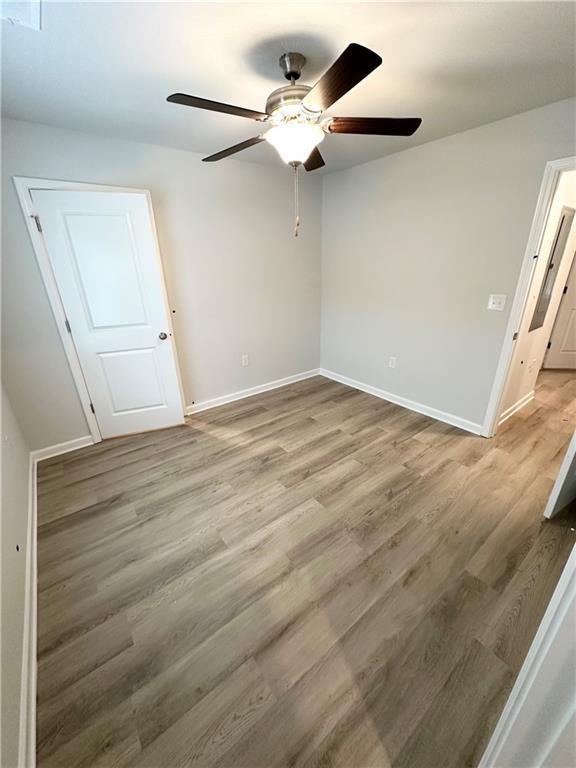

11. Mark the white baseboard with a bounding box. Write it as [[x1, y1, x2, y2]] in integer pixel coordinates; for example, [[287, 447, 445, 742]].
[[498, 390, 535, 426], [18, 456, 37, 768], [319, 368, 483, 436], [31, 435, 94, 463], [185, 369, 321, 415], [17, 435, 94, 764]]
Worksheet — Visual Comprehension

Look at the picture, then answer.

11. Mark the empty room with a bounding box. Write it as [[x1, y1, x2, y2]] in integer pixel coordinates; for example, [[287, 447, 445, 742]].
[[2, 2, 576, 767]]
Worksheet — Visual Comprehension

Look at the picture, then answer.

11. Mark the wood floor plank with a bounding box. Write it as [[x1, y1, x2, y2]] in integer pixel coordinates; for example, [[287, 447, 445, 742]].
[[37, 611, 133, 705], [134, 658, 276, 767], [394, 638, 513, 768], [289, 571, 492, 768], [39, 700, 141, 768], [38, 523, 226, 657], [36, 371, 576, 767], [214, 640, 367, 768], [131, 569, 314, 749], [476, 507, 576, 672], [467, 474, 556, 592], [295, 704, 393, 768]]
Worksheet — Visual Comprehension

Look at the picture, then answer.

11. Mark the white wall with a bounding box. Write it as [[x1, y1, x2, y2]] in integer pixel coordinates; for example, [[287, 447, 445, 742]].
[[501, 169, 576, 418], [1, 118, 322, 449], [3, 100, 575, 447], [1, 388, 32, 768], [321, 98, 576, 428]]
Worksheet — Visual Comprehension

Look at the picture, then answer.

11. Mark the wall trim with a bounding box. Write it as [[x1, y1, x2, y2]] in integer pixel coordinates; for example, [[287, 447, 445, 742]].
[[31, 435, 94, 463], [18, 456, 37, 768], [320, 368, 483, 436], [498, 389, 535, 426], [185, 369, 321, 414], [478, 546, 576, 767]]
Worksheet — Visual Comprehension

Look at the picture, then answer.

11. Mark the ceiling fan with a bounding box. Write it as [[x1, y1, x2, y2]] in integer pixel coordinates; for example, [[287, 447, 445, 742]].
[[167, 43, 422, 171]]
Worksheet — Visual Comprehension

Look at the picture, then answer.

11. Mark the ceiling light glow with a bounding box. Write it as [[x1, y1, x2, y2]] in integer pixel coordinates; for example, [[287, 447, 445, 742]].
[[265, 122, 325, 165]]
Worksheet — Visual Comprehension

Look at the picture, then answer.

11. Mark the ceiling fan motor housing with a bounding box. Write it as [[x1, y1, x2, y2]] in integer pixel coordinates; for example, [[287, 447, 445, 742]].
[[265, 84, 312, 119]]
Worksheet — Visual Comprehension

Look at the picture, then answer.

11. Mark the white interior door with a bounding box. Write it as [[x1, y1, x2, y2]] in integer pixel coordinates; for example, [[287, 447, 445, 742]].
[[31, 189, 184, 439], [544, 252, 576, 369]]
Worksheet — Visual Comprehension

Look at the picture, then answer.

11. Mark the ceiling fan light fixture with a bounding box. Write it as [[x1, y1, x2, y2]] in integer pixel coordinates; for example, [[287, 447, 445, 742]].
[[169, 44, 422, 179], [264, 122, 325, 165]]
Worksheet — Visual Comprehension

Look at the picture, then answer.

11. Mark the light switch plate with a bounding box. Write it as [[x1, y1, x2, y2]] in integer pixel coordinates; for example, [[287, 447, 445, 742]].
[[487, 294, 507, 311]]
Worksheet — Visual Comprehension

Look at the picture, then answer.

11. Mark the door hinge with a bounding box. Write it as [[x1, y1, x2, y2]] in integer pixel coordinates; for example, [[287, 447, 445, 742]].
[[513, 332, 519, 341], [563, 285, 568, 294], [64, 319, 72, 334], [547, 341, 552, 350], [31, 214, 42, 233], [89, 403, 95, 414]]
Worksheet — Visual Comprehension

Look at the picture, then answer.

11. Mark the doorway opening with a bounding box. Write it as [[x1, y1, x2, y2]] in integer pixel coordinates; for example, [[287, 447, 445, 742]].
[[483, 158, 576, 520], [498, 168, 576, 427], [484, 158, 576, 438]]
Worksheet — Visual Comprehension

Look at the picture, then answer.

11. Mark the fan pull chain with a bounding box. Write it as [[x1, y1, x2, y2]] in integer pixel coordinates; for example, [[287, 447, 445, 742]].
[[293, 163, 300, 238]]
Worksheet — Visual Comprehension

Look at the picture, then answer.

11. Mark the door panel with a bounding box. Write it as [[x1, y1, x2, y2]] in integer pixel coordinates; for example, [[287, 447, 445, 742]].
[[65, 213, 148, 328], [31, 189, 184, 438], [529, 207, 575, 331], [98, 349, 165, 413], [544, 254, 576, 369]]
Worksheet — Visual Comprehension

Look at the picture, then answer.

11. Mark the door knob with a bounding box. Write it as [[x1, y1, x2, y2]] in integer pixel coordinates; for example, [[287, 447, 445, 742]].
[[158, 332, 168, 340]]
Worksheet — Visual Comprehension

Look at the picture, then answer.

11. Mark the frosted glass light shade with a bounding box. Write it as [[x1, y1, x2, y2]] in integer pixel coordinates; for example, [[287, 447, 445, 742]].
[[265, 123, 325, 165]]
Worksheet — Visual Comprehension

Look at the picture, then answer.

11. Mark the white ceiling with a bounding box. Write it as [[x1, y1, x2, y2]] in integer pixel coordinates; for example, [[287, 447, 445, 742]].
[[2, 1, 575, 173]]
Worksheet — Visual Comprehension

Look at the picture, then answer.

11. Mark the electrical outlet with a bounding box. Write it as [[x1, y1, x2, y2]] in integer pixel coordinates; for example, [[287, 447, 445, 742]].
[[241, 354, 249, 367], [389, 356, 397, 369], [487, 294, 507, 311]]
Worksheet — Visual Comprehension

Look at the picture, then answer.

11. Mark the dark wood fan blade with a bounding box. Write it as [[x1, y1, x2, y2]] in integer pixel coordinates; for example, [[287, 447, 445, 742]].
[[167, 94, 268, 121], [328, 117, 422, 136], [202, 136, 264, 162], [302, 44, 382, 113], [304, 147, 325, 172]]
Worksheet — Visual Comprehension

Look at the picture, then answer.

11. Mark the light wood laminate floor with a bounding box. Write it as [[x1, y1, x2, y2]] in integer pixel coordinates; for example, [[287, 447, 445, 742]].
[[37, 371, 576, 768]]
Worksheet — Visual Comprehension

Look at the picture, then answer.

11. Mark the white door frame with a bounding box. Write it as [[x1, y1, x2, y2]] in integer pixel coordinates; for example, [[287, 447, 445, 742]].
[[482, 156, 576, 437], [13, 176, 185, 444]]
